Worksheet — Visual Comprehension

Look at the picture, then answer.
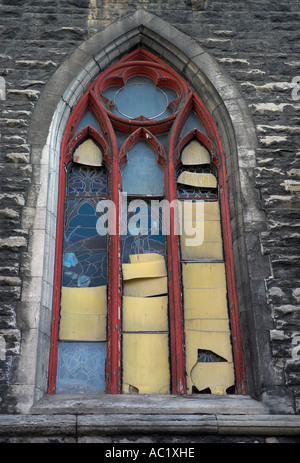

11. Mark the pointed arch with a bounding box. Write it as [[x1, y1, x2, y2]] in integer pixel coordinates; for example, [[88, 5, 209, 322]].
[[21, 10, 272, 411], [119, 127, 166, 169]]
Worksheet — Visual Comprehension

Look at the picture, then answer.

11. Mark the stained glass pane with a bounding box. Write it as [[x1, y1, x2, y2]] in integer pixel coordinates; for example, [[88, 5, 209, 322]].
[[121, 200, 166, 263], [56, 342, 106, 393], [67, 165, 107, 197], [197, 350, 227, 363], [57, 160, 108, 393], [116, 132, 128, 149], [122, 141, 164, 196], [181, 112, 206, 138], [62, 198, 107, 287], [104, 77, 177, 120], [75, 109, 102, 134]]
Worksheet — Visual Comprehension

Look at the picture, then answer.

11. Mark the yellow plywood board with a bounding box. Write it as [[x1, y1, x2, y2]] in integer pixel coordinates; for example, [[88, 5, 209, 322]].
[[73, 138, 103, 166], [59, 312, 106, 341], [123, 276, 168, 297], [185, 329, 234, 365], [183, 288, 228, 318], [180, 200, 221, 221], [180, 227, 223, 260], [184, 318, 230, 332], [59, 285, 107, 341], [123, 296, 168, 332], [177, 171, 217, 188], [60, 285, 107, 314], [190, 362, 235, 395], [181, 215, 222, 241], [129, 253, 165, 264], [122, 259, 167, 280], [182, 262, 227, 289], [179, 201, 223, 259], [122, 333, 170, 394], [181, 140, 211, 166]]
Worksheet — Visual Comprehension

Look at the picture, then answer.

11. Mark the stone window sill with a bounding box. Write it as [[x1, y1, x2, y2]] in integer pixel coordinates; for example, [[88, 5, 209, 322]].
[[1, 395, 300, 438], [31, 393, 267, 416]]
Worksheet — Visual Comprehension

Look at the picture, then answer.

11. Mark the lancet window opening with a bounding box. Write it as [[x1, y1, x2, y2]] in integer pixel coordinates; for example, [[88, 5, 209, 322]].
[[48, 48, 246, 395]]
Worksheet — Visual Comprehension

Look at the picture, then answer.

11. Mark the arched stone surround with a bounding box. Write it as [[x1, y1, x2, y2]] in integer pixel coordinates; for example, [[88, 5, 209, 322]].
[[18, 9, 275, 413]]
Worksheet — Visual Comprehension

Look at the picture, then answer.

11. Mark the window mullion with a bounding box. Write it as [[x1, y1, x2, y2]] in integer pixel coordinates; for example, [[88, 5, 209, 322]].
[[106, 138, 122, 393], [166, 155, 186, 395]]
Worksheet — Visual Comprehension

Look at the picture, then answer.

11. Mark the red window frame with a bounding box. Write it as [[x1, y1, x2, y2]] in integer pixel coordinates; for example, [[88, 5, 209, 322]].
[[48, 48, 246, 395]]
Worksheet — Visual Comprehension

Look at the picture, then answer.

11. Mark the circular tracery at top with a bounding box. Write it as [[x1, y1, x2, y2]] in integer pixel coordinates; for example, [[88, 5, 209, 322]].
[[94, 56, 190, 132], [112, 77, 171, 120]]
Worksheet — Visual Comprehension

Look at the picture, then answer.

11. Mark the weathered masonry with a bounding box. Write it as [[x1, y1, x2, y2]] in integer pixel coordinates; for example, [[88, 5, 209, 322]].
[[0, 2, 300, 443]]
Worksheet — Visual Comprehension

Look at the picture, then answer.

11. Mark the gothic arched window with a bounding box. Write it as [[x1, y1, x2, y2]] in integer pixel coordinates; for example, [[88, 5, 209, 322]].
[[48, 49, 245, 395]]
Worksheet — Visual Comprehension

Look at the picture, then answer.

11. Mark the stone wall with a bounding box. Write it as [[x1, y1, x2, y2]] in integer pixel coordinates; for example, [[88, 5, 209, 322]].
[[0, 0, 299, 422]]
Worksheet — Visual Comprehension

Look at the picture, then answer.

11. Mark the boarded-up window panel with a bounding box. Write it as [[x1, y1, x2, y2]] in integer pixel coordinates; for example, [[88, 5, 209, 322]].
[[182, 262, 227, 289], [59, 286, 107, 341], [180, 201, 221, 221], [123, 296, 168, 332], [129, 253, 165, 264], [122, 259, 167, 281], [184, 318, 230, 332], [185, 329, 234, 394], [73, 139, 103, 166], [181, 140, 211, 165], [179, 201, 223, 260], [190, 362, 235, 395], [182, 262, 234, 394], [123, 276, 168, 297], [122, 333, 170, 394], [185, 329, 233, 364], [184, 288, 228, 319], [177, 171, 217, 188]]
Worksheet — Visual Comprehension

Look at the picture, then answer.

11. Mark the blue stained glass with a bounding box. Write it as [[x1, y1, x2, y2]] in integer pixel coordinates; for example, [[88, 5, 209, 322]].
[[197, 350, 226, 363], [67, 165, 107, 197], [75, 110, 102, 135], [63, 252, 79, 268], [115, 83, 168, 119], [103, 86, 120, 102], [62, 197, 107, 287], [104, 77, 177, 120], [122, 234, 165, 263], [160, 86, 177, 103], [64, 198, 99, 240], [181, 112, 206, 138], [122, 141, 164, 196], [177, 186, 218, 199], [121, 201, 166, 263], [56, 342, 106, 393], [156, 133, 169, 150], [116, 132, 129, 149], [62, 247, 107, 287]]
